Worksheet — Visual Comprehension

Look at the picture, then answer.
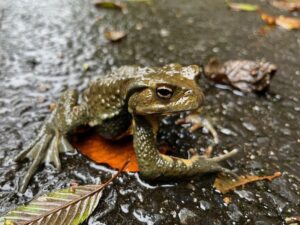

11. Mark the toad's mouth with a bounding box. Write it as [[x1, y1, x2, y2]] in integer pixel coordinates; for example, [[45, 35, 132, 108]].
[[135, 105, 201, 117], [141, 111, 183, 125], [139, 111, 188, 133]]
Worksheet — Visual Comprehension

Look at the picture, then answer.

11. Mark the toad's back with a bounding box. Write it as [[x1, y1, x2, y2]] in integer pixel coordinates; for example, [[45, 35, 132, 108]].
[[82, 66, 159, 137], [83, 66, 155, 117]]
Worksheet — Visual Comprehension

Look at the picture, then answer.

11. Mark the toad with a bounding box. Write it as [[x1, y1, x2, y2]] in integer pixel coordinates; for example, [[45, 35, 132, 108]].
[[16, 64, 238, 192]]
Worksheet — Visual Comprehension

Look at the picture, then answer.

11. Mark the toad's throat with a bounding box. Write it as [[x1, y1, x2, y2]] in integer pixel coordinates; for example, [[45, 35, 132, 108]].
[[140, 110, 195, 137]]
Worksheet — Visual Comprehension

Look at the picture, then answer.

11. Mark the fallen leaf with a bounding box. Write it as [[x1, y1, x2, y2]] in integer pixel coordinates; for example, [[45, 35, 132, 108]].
[[271, 0, 300, 11], [285, 216, 300, 224], [72, 131, 177, 172], [72, 133, 139, 172], [260, 12, 276, 25], [0, 162, 127, 225], [204, 58, 277, 92], [260, 12, 300, 29], [276, 15, 300, 29], [226, 1, 259, 11], [104, 30, 126, 42], [92, 0, 127, 10], [214, 172, 281, 194]]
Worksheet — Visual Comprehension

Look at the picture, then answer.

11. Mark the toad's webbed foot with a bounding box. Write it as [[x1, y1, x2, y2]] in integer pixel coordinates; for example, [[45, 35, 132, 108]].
[[15, 89, 87, 193], [15, 125, 75, 192], [197, 148, 239, 178]]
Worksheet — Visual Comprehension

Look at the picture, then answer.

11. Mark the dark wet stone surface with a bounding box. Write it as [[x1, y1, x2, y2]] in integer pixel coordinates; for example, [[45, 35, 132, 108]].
[[0, 0, 299, 224]]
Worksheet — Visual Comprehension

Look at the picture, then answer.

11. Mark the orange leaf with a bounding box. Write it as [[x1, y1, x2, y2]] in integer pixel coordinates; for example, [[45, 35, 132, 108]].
[[213, 172, 282, 194], [260, 12, 276, 25], [72, 133, 139, 172]]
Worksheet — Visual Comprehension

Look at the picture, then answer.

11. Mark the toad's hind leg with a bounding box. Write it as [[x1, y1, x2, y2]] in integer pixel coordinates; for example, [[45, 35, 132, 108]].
[[15, 89, 88, 192]]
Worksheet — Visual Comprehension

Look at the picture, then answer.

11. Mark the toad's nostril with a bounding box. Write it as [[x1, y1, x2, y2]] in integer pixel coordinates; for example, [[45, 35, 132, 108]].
[[185, 90, 193, 95]]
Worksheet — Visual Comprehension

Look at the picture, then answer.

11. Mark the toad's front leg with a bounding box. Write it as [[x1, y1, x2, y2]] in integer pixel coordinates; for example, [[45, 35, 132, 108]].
[[133, 115, 238, 179], [15, 89, 89, 192]]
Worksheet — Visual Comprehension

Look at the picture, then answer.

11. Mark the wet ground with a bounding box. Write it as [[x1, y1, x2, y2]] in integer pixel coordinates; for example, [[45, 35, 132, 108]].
[[0, 0, 300, 224]]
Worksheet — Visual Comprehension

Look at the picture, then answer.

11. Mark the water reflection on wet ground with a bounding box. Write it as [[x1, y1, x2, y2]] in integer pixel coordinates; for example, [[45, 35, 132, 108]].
[[0, 0, 299, 224]]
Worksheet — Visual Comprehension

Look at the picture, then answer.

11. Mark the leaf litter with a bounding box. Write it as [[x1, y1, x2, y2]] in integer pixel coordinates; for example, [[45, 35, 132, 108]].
[[226, 1, 300, 30]]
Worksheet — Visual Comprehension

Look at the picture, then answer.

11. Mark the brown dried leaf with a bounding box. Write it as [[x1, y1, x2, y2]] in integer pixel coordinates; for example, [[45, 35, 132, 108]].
[[214, 172, 282, 194], [276, 15, 300, 29], [104, 30, 126, 42], [271, 0, 300, 11], [204, 58, 277, 92], [261, 12, 300, 29], [285, 216, 300, 224]]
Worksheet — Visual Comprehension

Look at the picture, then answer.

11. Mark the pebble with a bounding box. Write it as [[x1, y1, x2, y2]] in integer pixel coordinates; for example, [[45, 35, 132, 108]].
[[178, 208, 197, 224]]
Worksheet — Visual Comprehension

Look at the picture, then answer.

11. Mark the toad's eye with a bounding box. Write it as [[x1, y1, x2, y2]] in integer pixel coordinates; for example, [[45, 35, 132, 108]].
[[156, 86, 173, 99]]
